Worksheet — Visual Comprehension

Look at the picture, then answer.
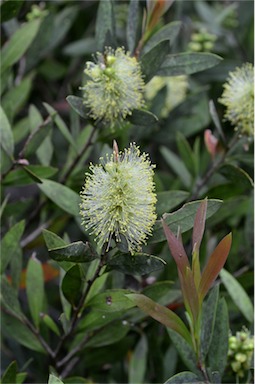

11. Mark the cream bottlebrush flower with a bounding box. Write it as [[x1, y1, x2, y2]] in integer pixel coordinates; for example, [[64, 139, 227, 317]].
[[219, 63, 254, 136], [80, 142, 157, 254], [81, 47, 145, 128], [145, 75, 188, 117]]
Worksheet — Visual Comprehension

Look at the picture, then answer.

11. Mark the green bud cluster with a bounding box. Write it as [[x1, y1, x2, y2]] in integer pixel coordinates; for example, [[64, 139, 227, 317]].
[[188, 29, 217, 53], [228, 327, 254, 378]]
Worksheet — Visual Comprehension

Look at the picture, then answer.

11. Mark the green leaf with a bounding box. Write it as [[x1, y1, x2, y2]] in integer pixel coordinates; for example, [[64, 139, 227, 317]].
[[86, 289, 135, 313], [150, 199, 222, 244], [16, 372, 27, 384], [164, 371, 202, 384], [49, 241, 98, 263], [143, 21, 182, 53], [0, 276, 23, 320], [107, 253, 166, 275], [43, 103, 77, 151], [200, 285, 219, 360], [127, 294, 192, 345], [126, 0, 140, 53], [85, 319, 130, 348], [127, 108, 158, 126], [85, 272, 109, 303], [23, 119, 52, 157], [128, 335, 148, 384], [1, 18, 41, 73], [0, 1, 23, 23], [3, 165, 58, 186], [41, 313, 60, 336], [220, 268, 254, 322], [77, 307, 127, 333], [66, 95, 89, 119], [26, 7, 78, 70], [199, 233, 232, 301], [176, 132, 196, 177], [61, 265, 83, 307], [10, 246, 22, 293], [0, 220, 25, 274], [156, 190, 189, 217], [219, 164, 254, 191], [2, 311, 45, 353], [167, 329, 200, 375], [48, 374, 64, 384], [142, 282, 181, 306], [63, 37, 96, 56], [141, 40, 171, 83], [26, 255, 45, 328], [157, 52, 222, 76], [43, 229, 66, 249], [2, 75, 33, 122], [160, 146, 192, 188], [95, 0, 115, 51], [1, 360, 17, 384], [38, 179, 80, 216], [0, 106, 14, 158], [208, 298, 229, 377]]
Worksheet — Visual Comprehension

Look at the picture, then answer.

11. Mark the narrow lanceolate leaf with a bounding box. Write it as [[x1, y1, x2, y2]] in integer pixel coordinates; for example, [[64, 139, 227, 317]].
[[126, 0, 140, 53], [200, 285, 219, 360], [95, 0, 115, 52], [181, 267, 200, 323], [1, 18, 41, 73], [38, 179, 80, 216], [126, 293, 192, 345], [66, 95, 89, 119], [0, 220, 25, 274], [49, 241, 98, 263], [164, 371, 201, 384], [140, 40, 170, 83], [199, 233, 232, 302], [220, 268, 254, 323], [157, 52, 222, 76], [26, 255, 45, 328], [167, 329, 200, 375], [208, 298, 229, 377], [0, 105, 14, 158], [192, 198, 208, 253], [161, 219, 190, 273], [1, 361, 17, 384], [192, 199, 208, 288], [0, 276, 24, 320]]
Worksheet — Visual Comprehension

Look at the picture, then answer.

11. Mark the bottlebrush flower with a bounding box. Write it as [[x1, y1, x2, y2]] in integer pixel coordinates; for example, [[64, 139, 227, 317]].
[[81, 47, 145, 129], [219, 63, 254, 136], [80, 142, 157, 253]]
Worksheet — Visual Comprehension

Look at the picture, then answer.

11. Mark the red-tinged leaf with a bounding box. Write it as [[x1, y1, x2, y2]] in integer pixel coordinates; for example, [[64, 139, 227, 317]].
[[192, 198, 208, 253], [199, 233, 232, 302], [126, 293, 192, 345], [204, 129, 219, 158], [178, 267, 200, 323], [161, 219, 190, 274], [192, 199, 207, 288]]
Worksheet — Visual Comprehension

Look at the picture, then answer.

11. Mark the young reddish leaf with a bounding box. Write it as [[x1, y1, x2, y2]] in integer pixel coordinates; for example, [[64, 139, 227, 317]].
[[191, 199, 207, 289], [161, 219, 190, 274], [126, 293, 192, 345], [192, 198, 207, 253], [183, 267, 200, 322], [199, 233, 232, 302]]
